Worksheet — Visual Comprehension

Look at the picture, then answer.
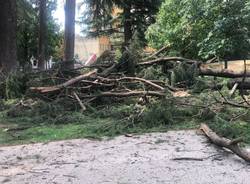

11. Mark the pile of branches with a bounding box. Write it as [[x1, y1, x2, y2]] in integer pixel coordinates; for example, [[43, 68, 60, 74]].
[[12, 47, 250, 163], [28, 46, 250, 110], [29, 68, 174, 111]]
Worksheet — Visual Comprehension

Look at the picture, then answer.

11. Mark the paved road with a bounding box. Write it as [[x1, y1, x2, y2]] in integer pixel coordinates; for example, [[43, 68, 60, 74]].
[[0, 130, 250, 184]]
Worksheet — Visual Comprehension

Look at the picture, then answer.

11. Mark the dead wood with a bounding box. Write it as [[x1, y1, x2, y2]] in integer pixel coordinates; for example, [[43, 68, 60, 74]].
[[30, 70, 98, 93], [73, 92, 86, 112], [199, 67, 250, 78], [220, 99, 250, 109], [96, 76, 165, 91], [200, 123, 250, 162], [138, 57, 197, 67], [80, 80, 115, 87], [82, 90, 165, 98], [172, 157, 204, 161], [142, 45, 170, 61], [205, 57, 218, 64], [229, 83, 239, 97], [5, 126, 30, 132]]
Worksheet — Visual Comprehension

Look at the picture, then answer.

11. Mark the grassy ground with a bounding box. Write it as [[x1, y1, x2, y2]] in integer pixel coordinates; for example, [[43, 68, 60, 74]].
[[1, 86, 250, 146], [0, 95, 194, 145]]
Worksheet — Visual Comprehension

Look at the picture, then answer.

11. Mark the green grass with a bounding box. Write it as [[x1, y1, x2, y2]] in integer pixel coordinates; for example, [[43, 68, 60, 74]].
[[0, 98, 202, 146]]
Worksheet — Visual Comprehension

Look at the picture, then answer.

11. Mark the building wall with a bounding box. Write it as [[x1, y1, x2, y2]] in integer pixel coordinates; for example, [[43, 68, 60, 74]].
[[99, 36, 111, 54], [75, 35, 111, 62]]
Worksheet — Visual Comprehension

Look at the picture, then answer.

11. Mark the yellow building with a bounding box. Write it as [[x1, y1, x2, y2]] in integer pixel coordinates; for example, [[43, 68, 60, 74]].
[[74, 7, 123, 63], [74, 35, 111, 62]]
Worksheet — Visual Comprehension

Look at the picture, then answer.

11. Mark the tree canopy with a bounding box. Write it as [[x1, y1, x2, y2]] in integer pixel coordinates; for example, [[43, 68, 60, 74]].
[[82, 0, 162, 45], [17, 0, 62, 68], [146, 0, 250, 60]]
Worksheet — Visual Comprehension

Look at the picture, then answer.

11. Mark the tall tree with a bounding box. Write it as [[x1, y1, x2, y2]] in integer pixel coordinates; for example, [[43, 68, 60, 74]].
[[146, 0, 250, 60], [63, 0, 76, 69], [17, 0, 62, 69], [38, 0, 47, 70], [0, 0, 18, 73], [82, 0, 162, 46]]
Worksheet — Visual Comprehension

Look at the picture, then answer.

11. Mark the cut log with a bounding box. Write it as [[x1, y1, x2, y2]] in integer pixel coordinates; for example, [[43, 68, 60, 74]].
[[199, 67, 250, 78], [200, 123, 250, 162]]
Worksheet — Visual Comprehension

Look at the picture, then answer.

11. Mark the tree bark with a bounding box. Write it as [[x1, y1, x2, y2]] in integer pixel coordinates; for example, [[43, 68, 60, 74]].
[[200, 123, 250, 163], [83, 90, 165, 98], [199, 67, 250, 78], [63, 0, 76, 70], [38, 0, 47, 70], [137, 57, 196, 66], [30, 70, 98, 93], [0, 0, 17, 73], [124, 3, 133, 47]]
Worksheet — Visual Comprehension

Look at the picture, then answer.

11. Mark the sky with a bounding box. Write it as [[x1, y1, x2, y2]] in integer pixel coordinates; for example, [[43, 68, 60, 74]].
[[53, 0, 84, 35]]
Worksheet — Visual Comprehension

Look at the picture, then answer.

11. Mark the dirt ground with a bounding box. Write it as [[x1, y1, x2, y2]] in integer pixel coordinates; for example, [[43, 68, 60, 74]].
[[0, 130, 250, 184]]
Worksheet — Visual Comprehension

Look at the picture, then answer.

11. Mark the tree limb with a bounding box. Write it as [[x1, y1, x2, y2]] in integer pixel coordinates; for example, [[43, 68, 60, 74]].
[[200, 123, 250, 162], [137, 57, 197, 67], [199, 67, 250, 78], [96, 76, 165, 91], [82, 90, 166, 98], [30, 70, 98, 93], [142, 45, 170, 61]]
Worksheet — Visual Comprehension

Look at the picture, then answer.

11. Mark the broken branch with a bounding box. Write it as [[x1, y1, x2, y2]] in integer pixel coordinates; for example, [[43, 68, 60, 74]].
[[30, 70, 97, 93], [200, 123, 250, 162]]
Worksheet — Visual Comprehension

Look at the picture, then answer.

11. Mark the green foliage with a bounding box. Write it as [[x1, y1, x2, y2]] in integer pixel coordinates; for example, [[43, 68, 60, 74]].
[[146, 0, 250, 59], [2, 74, 250, 146], [17, 0, 62, 67], [192, 79, 210, 93], [82, 0, 162, 45], [5, 73, 28, 99], [139, 67, 165, 80], [142, 102, 174, 128], [172, 63, 198, 86]]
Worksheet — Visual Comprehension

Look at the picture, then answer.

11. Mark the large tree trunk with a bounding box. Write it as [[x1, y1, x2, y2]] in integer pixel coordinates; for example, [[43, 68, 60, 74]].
[[0, 0, 17, 74], [63, 0, 76, 70], [199, 66, 250, 78], [38, 0, 47, 70], [123, 4, 133, 47]]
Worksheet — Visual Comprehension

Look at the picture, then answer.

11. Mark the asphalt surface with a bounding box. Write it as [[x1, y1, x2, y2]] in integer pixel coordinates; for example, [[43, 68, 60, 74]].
[[0, 130, 250, 184]]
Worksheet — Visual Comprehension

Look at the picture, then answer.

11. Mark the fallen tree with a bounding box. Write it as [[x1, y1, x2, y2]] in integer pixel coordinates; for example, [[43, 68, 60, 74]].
[[137, 57, 197, 67], [199, 67, 250, 78], [28, 51, 250, 111], [200, 123, 250, 163], [138, 57, 250, 78]]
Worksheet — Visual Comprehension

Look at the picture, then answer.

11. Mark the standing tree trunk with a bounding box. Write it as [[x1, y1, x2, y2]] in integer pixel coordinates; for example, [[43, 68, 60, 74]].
[[0, 0, 17, 74], [123, 3, 133, 47], [38, 0, 47, 70], [63, 0, 76, 70]]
